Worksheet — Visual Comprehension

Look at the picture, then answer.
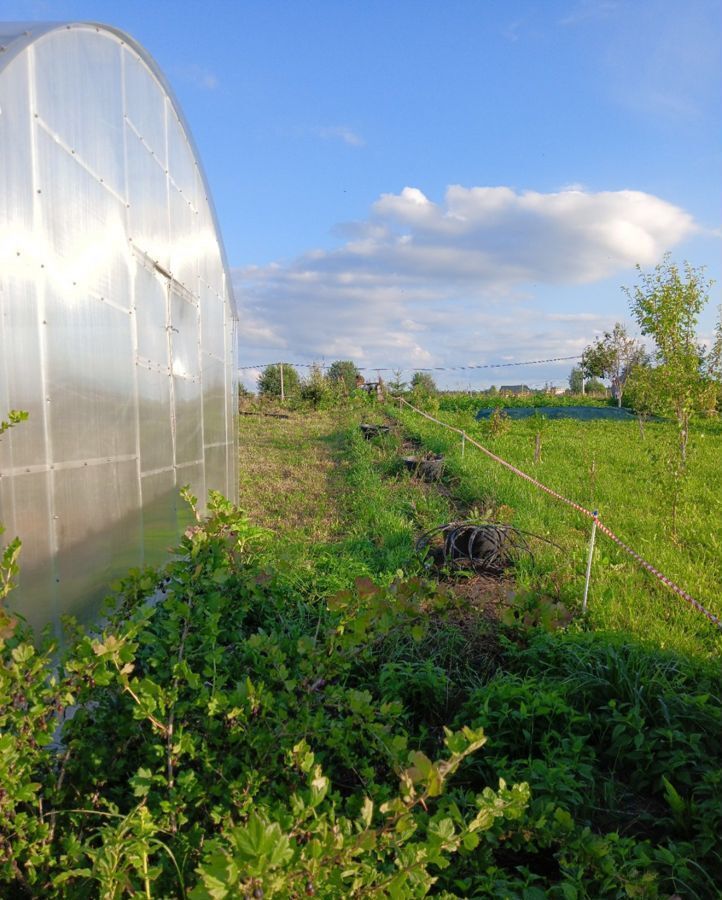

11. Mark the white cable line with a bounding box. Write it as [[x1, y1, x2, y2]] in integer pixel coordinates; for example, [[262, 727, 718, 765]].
[[238, 354, 581, 372]]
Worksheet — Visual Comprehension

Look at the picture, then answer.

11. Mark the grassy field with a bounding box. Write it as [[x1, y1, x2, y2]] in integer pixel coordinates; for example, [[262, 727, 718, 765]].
[[390, 399, 722, 659], [238, 397, 722, 659]]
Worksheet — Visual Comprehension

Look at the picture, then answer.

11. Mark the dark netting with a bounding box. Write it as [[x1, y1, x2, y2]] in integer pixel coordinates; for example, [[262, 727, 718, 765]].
[[476, 405, 636, 421]]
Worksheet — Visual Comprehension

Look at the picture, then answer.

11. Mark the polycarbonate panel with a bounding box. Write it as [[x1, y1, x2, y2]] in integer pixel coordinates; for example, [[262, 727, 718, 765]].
[[170, 289, 200, 378], [54, 459, 142, 621], [122, 49, 167, 168], [126, 128, 170, 269], [173, 376, 203, 466], [199, 280, 225, 359], [167, 114, 198, 206], [202, 355, 226, 446], [141, 469, 178, 560], [0, 471, 56, 633], [228, 315, 240, 503], [0, 48, 33, 235], [176, 461, 204, 527], [36, 126, 131, 305], [137, 365, 173, 473], [45, 290, 135, 464], [169, 187, 198, 290], [204, 444, 228, 497], [225, 357, 234, 445], [0, 22, 238, 634], [0, 276, 46, 470], [34, 30, 126, 198], [134, 264, 169, 365]]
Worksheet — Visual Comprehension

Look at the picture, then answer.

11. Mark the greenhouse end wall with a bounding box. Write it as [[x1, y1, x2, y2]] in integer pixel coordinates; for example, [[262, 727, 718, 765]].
[[0, 22, 239, 633]]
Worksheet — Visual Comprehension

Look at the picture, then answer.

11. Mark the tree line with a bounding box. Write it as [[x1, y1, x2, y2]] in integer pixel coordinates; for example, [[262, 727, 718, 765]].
[[252, 360, 438, 406]]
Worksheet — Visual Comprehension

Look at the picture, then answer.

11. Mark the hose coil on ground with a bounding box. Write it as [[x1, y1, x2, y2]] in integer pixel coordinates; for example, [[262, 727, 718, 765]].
[[416, 521, 559, 575]]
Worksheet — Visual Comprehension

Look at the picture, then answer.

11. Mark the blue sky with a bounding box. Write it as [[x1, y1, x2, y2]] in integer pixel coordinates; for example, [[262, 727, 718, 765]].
[[5, 0, 721, 388]]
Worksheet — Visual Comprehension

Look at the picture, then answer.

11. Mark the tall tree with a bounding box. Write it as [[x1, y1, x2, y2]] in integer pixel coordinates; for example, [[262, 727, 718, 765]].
[[327, 360, 361, 393], [568, 366, 584, 393], [258, 363, 300, 399], [625, 256, 716, 462], [410, 371, 437, 395], [581, 322, 648, 407]]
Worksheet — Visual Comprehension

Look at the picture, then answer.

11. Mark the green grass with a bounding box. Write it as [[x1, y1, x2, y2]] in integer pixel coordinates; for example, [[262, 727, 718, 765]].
[[237, 401, 454, 599], [389, 400, 722, 658]]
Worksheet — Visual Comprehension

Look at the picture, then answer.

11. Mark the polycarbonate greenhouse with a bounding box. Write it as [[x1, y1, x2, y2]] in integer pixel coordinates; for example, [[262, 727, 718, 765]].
[[0, 22, 239, 632]]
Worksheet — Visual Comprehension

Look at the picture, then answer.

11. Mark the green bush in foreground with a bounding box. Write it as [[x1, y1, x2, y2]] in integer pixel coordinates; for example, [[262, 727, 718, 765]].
[[0, 493, 527, 897], [2, 490, 721, 897]]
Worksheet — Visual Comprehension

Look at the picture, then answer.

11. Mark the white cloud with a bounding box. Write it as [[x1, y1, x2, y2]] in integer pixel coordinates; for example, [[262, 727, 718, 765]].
[[233, 184, 695, 385], [171, 64, 219, 90], [315, 125, 365, 147], [559, 0, 619, 28], [546, 312, 605, 322]]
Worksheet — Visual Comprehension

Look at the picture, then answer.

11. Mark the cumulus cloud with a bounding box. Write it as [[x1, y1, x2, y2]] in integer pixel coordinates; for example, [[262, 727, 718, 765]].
[[234, 184, 695, 386]]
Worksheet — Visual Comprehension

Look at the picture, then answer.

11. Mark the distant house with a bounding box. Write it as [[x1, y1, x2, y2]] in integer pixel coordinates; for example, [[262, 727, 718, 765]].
[[499, 385, 532, 395]]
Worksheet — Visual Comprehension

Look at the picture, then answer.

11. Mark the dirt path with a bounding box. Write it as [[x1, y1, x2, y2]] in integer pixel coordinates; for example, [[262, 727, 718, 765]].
[[237, 405, 517, 620], [237, 407, 351, 541]]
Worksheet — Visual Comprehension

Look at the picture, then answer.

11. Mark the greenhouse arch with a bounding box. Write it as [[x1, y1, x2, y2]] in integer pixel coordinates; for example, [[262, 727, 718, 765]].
[[0, 22, 239, 632]]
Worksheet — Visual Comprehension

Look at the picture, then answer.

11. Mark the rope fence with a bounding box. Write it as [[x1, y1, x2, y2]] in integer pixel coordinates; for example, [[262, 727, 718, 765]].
[[394, 396, 722, 632]]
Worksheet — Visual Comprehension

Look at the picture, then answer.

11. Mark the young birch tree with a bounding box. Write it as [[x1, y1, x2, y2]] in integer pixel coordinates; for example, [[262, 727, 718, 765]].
[[581, 322, 648, 407], [625, 256, 715, 463], [625, 256, 716, 535]]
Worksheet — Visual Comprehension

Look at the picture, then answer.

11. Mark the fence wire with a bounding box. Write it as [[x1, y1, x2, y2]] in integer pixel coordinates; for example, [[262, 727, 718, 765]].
[[238, 354, 581, 373]]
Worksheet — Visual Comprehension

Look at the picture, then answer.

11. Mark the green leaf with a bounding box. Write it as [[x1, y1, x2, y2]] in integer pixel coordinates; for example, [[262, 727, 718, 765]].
[[359, 796, 373, 829], [309, 766, 329, 807], [130, 767, 154, 797], [231, 814, 293, 872]]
